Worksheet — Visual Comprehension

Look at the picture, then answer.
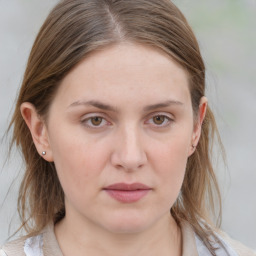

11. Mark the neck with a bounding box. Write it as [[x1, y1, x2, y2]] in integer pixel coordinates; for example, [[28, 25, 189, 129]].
[[55, 213, 182, 256]]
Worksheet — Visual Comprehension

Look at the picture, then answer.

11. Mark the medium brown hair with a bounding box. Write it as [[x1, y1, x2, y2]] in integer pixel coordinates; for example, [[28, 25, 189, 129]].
[[9, 0, 223, 253]]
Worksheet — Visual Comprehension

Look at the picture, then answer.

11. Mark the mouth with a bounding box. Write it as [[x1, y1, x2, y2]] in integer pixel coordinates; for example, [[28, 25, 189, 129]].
[[103, 183, 152, 203]]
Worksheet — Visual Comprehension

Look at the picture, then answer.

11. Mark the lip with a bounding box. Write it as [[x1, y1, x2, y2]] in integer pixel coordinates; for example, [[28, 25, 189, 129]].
[[103, 183, 152, 203]]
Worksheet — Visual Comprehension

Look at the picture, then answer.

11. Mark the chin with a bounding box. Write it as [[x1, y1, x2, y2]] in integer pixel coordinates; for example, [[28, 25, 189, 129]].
[[105, 222, 149, 234], [101, 211, 155, 234]]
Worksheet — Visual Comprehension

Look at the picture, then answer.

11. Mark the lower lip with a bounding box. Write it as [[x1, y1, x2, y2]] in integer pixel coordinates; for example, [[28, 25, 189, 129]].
[[104, 189, 150, 203]]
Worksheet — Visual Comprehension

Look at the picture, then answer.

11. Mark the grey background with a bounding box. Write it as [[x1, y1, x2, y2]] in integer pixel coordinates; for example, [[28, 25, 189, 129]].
[[1, 0, 256, 249]]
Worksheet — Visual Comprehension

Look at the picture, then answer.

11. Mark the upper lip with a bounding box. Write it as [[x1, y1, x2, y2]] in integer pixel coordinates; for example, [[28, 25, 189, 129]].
[[104, 183, 151, 191]]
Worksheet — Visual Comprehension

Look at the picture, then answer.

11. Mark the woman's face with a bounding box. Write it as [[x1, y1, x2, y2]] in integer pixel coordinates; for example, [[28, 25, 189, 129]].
[[42, 43, 202, 233]]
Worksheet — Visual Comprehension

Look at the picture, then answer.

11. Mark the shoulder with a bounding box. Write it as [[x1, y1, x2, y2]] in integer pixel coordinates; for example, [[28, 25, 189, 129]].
[[0, 230, 44, 256], [1, 223, 62, 256], [0, 236, 26, 256], [181, 220, 256, 256], [217, 230, 256, 256]]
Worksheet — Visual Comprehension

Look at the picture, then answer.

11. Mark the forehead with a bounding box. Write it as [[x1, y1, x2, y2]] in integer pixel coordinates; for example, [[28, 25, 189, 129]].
[[54, 42, 190, 108]]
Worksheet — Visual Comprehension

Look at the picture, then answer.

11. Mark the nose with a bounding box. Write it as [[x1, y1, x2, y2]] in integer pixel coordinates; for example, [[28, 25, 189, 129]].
[[110, 125, 147, 171]]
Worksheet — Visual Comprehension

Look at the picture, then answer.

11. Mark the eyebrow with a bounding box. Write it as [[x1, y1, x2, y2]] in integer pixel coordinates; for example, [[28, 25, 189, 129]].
[[143, 100, 183, 112], [67, 99, 183, 112], [68, 100, 117, 112]]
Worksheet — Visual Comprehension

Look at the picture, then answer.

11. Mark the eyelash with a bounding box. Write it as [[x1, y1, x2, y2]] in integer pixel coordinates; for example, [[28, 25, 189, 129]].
[[81, 115, 110, 129], [81, 113, 174, 129], [146, 114, 173, 127]]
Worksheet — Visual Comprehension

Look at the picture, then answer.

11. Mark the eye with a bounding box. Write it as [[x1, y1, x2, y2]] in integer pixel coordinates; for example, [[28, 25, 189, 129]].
[[81, 115, 110, 129], [152, 115, 166, 125], [146, 114, 173, 127], [90, 116, 103, 126]]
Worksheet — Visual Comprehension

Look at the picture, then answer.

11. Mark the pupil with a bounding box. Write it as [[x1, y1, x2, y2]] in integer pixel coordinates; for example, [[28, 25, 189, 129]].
[[92, 117, 102, 125], [154, 116, 164, 124]]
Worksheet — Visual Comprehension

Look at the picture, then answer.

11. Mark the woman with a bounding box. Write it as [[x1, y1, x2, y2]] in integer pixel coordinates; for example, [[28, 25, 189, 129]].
[[1, 0, 255, 255]]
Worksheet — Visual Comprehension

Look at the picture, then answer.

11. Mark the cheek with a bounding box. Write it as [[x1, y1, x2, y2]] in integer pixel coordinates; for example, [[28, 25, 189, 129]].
[[150, 134, 191, 202], [152, 128, 191, 170], [48, 128, 110, 200]]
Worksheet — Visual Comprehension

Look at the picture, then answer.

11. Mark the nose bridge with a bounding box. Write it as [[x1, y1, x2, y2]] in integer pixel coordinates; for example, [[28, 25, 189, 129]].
[[123, 123, 141, 154], [111, 122, 147, 170]]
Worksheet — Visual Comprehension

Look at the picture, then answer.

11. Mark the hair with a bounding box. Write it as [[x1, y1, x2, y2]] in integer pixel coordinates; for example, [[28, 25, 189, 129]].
[[8, 0, 224, 254]]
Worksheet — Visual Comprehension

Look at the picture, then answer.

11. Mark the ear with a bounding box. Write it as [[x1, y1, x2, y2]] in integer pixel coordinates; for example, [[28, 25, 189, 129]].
[[20, 102, 53, 162], [188, 96, 208, 156]]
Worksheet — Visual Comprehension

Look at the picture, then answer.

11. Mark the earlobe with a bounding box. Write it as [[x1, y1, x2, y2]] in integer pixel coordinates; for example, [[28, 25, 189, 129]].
[[20, 102, 53, 162]]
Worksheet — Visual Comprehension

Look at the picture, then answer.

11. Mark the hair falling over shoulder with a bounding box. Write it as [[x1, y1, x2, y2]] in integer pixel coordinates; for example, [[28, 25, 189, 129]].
[[8, 0, 224, 253]]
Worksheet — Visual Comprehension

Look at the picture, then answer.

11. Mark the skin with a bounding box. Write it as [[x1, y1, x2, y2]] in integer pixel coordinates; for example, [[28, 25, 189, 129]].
[[21, 42, 207, 256]]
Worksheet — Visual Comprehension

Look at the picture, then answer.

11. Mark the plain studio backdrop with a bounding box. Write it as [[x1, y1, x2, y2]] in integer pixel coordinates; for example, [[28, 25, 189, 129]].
[[0, 0, 255, 249]]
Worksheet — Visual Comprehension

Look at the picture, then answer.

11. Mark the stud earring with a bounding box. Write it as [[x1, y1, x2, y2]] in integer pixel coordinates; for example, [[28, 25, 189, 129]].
[[192, 144, 196, 149], [42, 151, 46, 156]]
